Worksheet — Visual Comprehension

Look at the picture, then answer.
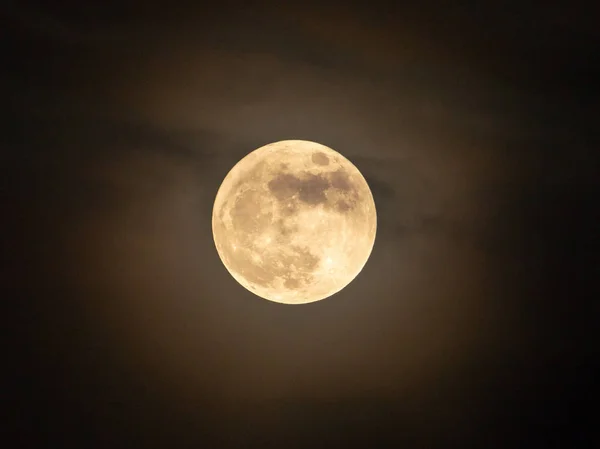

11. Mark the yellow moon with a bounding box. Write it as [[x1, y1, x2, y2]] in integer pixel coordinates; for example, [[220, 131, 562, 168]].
[[212, 140, 377, 304]]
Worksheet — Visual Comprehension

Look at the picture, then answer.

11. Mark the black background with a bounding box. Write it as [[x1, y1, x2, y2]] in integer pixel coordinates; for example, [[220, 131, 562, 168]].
[[4, 1, 598, 447]]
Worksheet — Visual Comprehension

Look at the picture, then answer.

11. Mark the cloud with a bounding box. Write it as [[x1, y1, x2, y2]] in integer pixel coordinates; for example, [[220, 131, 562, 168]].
[[6, 1, 555, 407]]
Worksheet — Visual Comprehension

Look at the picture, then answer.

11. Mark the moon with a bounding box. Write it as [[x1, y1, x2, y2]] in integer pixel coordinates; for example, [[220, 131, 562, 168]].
[[212, 140, 377, 304]]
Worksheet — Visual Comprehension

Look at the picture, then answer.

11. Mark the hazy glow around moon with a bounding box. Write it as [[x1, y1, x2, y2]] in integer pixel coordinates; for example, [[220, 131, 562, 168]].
[[212, 140, 377, 304]]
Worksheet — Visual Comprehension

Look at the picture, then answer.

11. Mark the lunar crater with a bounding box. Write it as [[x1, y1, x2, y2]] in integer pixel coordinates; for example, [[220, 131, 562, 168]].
[[311, 151, 330, 166]]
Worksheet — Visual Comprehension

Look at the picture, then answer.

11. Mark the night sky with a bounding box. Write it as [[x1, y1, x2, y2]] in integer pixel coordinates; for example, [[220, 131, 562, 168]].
[[5, 1, 598, 447]]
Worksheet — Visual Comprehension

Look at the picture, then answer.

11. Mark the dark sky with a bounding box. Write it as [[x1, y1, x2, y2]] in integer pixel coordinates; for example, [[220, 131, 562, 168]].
[[4, 1, 598, 447]]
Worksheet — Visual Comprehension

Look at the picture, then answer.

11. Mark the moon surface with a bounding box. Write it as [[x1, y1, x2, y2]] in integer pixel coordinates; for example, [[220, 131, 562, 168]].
[[212, 140, 377, 304]]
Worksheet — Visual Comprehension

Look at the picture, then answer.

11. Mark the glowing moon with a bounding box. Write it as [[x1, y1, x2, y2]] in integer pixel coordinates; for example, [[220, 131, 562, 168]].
[[212, 140, 377, 304]]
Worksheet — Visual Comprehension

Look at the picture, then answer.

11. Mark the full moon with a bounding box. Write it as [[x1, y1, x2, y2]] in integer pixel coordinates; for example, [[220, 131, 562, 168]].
[[212, 140, 377, 304]]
